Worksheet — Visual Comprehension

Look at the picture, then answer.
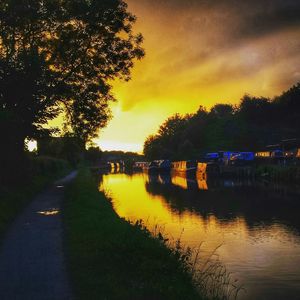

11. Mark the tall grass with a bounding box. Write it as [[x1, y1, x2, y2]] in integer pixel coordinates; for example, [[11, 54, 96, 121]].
[[140, 223, 244, 300], [191, 245, 244, 300]]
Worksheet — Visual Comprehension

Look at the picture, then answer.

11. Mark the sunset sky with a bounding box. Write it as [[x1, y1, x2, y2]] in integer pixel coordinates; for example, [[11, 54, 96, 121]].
[[95, 0, 300, 153]]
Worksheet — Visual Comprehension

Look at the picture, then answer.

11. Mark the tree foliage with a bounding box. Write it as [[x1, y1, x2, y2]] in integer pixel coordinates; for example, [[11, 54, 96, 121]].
[[0, 0, 144, 147], [144, 114, 188, 160], [143, 83, 300, 160]]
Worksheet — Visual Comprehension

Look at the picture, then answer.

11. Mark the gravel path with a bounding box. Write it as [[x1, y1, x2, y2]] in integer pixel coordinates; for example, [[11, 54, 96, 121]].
[[0, 172, 77, 300]]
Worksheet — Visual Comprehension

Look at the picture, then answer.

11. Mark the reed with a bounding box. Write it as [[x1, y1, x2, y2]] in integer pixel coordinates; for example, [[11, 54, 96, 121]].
[[146, 225, 244, 300]]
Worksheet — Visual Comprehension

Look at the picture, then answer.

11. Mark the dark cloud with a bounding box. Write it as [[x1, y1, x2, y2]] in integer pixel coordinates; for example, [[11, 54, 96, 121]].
[[228, 0, 300, 40], [129, 0, 300, 43]]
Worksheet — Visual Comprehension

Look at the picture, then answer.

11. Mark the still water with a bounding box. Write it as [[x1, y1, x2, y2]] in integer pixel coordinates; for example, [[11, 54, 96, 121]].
[[100, 172, 300, 300]]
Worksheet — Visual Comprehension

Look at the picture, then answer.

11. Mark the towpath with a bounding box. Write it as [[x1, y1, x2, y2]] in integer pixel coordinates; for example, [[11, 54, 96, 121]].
[[0, 172, 77, 300]]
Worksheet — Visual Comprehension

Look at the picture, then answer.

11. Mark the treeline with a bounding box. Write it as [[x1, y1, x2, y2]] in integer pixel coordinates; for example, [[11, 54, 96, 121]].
[[144, 83, 300, 160]]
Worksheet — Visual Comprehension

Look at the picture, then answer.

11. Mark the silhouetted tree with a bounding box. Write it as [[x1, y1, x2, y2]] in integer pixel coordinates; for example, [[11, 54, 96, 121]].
[[178, 139, 194, 160], [0, 0, 144, 181], [144, 114, 190, 160], [143, 135, 163, 160], [210, 103, 234, 118], [85, 146, 102, 165], [273, 83, 300, 135], [182, 106, 208, 151]]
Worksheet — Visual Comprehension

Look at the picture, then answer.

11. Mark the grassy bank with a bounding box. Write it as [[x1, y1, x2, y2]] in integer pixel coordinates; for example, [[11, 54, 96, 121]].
[[63, 169, 202, 300], [0, 156, 71, 240]]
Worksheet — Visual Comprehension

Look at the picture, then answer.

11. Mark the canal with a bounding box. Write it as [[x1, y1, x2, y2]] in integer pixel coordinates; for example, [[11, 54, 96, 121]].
[[100, 171, 300, 300]]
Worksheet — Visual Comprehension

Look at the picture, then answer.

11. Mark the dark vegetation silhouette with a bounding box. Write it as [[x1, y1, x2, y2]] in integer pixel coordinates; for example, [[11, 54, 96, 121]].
[[100, 150, 143, 171], [84, 148, 143, 167], [102, 150, 143, 161], [37, 136, 85, 166], [0, 0, 144, 183], [144, 83, 300, 160], [85, 146, 103, 165]]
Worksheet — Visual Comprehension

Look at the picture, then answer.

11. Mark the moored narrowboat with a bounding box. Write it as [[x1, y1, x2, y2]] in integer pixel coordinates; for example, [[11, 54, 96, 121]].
[[230, 152, 255, 166], [171, 160, 197, 176], [133, 161, 149, 171]]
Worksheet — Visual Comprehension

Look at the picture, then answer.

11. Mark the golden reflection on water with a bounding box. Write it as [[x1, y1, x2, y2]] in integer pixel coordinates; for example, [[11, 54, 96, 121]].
[[171, 175, 188, 190], [101, 173, 260, 251], [100, 172, 300, 299], [196, 173, 208, 190]]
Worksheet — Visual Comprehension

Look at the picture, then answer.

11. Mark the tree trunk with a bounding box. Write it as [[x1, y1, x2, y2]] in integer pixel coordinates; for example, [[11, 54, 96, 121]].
[[0, 130, 27, 185]]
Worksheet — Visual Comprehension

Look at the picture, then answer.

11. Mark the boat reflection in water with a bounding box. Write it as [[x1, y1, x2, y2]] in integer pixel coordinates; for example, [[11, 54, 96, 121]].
[[100, 171, 300, 300], [162, 173, 208, 190], [108, 162, 125, 174]]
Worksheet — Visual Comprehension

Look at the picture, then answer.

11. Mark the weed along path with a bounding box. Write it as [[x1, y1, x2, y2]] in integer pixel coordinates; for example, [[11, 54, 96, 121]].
[[0, 171, 77, 300]]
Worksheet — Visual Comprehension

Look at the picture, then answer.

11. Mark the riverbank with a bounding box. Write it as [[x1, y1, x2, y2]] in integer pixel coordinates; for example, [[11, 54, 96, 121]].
[[0, 156, 71, 241], [63, 169, 202, 300]]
